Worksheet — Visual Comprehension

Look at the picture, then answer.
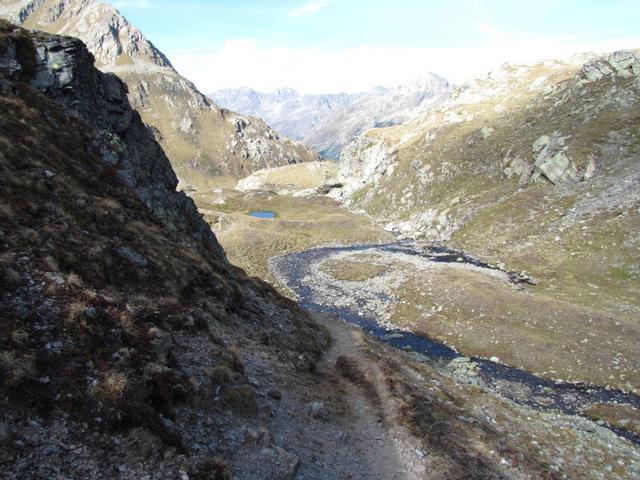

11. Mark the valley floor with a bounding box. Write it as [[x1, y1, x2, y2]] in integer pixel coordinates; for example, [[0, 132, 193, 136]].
[[185, 182, 640, 477]]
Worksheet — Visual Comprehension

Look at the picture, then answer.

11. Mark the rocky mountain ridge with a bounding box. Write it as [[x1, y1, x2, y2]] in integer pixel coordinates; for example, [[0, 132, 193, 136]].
[[0, 0, 319, 183], [333, 49, 640, 335], [0, 20, 326, 477], [211, 74, 452, 159]]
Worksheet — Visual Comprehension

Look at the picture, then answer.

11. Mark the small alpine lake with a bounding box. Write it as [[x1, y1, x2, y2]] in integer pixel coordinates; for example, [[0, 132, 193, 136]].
[[249, 210, 277, 219]]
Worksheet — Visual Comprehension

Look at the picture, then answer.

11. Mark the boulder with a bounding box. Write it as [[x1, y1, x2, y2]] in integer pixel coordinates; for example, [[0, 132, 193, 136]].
[[533, 134, 580, 185], [0, 422, 13, 447], [607, 50, 640, 78], [261, 446, 300, 480], [576, 50, 640, 83]]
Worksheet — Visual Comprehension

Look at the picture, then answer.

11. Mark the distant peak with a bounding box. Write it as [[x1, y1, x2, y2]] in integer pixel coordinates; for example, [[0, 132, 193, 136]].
[[7, 0, 173, 69], [273, 87, 299, 97]]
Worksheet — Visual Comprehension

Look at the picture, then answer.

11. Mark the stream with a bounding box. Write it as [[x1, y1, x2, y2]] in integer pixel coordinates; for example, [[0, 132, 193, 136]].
[[269, 241, 640, 445]]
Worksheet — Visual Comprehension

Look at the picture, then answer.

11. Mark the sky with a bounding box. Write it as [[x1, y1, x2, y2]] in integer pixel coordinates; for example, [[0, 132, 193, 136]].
[[113, 0, 640, 94]]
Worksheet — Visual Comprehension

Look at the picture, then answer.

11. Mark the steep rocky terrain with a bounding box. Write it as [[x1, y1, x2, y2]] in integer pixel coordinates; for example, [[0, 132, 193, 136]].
[[0, 20, 326, 478], [0, 0, 319, 183], [212, 75, 452, 159], [336, 51, 640, 308], [2, 21, 640, 479], [329, 50, 640, 393]]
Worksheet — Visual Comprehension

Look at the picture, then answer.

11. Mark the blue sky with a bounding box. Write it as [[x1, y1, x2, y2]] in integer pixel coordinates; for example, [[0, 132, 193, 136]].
[[114, 0, 640, 93]]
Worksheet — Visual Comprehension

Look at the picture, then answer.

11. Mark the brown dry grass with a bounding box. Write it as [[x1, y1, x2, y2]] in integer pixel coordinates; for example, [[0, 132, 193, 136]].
[[89, 370, 129, 403]]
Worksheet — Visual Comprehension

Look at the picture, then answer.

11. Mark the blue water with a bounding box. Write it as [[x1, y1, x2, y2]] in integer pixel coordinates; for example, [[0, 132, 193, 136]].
[[249, 210, 276, 219], [270, 241, 640, 445]]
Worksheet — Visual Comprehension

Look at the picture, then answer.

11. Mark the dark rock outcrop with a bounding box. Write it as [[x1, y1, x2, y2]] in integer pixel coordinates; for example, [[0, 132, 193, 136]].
[[2, 0, 320, 180], [0, 23, 220, 252], [0, 20, 326, 478]]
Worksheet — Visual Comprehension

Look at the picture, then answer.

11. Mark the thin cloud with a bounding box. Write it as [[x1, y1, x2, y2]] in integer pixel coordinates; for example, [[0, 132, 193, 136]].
[[113, 0, 152, 8], [288, 1, 329, 18], [168, 34, 640, 95]]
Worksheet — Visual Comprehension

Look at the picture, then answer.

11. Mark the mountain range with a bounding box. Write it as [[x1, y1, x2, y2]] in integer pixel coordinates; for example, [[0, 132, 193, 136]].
[[211, 74, 452, 159], [0, 0, 319, 185]]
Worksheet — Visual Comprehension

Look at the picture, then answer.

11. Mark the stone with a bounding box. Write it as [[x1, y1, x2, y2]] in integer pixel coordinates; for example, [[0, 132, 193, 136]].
[[0, 422, 13, 447], [576, 51, 640, 83], [183, 315, 195, 327], [450, 357, 472, 364], [533, 134, 580, 185], [583, 157, 597, 181], [503, 156, 532, 184], [261, 446, 300, 480], [247, 376, 260, 388], [532, 135, 550, 153], [607, 50, 640, 78], [308, 401, 329, 420], [267, 389, 282, 400], [537, 151, 579, 184], [579, 60, 614, 82], [480, 126, 494, 139], [115, 247, 148, 268], [163, 447, 176, 461]]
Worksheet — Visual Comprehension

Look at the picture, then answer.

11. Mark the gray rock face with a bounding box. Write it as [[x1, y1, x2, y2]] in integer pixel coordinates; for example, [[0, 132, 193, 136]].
[[503, 156, 533, 185], [333, 48, 640, 243], [308, 75, 452, 158], [0, 21, 224, 257], [337, 135, 397, 197], [211, 86, 358, 142], [532, 134, 580, 185], [577, 50, 640, 83]]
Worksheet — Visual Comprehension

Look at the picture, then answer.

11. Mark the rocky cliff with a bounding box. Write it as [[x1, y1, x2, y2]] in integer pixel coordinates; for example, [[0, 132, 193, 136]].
[[0, 0, 319, 183], [336, 49, 640, 326], [211, 75, 452, 159], [0, 21, 326, 477]]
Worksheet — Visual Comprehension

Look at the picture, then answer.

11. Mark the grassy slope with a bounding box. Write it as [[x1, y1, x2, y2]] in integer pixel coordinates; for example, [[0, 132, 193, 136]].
[[339, 58, 640, 392], [192, 189, 390, 285]]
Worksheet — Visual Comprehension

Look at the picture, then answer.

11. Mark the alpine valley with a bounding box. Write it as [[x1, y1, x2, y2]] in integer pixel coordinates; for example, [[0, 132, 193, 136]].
[[1, 2, 639, 479]]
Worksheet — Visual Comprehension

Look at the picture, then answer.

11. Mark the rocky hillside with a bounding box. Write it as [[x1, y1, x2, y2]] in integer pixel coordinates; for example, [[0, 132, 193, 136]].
[[211, 74, 452, 159], [336, 50, 640, 329], [2, 22, 639, 479], [0, 0, 319, 183], [0, 20, 326, 477]]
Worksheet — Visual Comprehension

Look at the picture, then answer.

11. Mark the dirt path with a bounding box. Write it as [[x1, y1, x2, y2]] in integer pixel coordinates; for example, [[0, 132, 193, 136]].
[[245, 312, 431, 480], [313, 312, 431, 479]]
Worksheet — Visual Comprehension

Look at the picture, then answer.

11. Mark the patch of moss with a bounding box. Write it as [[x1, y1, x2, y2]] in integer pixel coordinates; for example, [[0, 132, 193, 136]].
[[320, 260, 387, 282]]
